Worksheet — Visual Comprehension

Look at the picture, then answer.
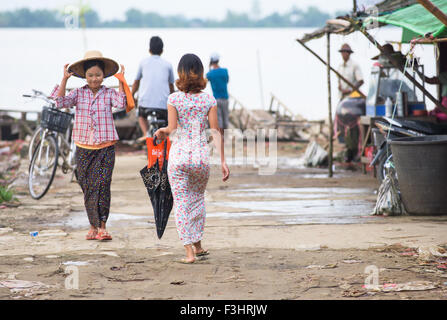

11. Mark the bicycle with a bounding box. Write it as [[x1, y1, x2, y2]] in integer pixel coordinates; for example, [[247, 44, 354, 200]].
[[137, 107, 168, 142], [25, 91, 77, 200], [23, 90, 57, 161]]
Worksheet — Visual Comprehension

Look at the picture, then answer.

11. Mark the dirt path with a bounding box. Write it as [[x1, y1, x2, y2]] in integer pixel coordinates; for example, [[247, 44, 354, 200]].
[[1, 142, 447, 300]]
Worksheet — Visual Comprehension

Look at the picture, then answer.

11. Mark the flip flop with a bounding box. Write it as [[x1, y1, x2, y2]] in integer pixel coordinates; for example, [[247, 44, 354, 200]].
[[95, 231, 112, 241], [195, 250, 209, 257], [85, 230, 98, 240]]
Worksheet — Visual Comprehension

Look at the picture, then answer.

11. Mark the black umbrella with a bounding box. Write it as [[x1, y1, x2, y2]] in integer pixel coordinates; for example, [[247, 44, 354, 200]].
[[140, 139, 173, 239]]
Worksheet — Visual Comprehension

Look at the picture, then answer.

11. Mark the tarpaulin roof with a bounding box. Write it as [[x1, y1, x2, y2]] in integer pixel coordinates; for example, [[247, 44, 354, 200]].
[[299, 19, 355, 43], [369, 0, 418, 13], [364, 0, 447, 42]]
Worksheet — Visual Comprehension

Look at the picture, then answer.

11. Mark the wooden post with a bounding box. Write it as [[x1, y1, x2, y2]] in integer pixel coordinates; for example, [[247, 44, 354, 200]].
[[416, 0, 447, 27], [353, 0, 357, 13], [327, 32, 333, 178], [269, 95, 274, 113], [19, 112, 26, 140]]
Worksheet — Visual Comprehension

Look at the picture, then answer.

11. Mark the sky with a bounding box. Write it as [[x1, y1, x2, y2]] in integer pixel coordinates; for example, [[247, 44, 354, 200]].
[[2, 0, 354, 20]]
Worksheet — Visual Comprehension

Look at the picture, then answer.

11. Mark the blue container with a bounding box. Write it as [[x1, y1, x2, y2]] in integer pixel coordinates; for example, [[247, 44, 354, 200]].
[[408, 103, 425, 114], [366, 104, 385, 116], [367, 103, 426, 116]]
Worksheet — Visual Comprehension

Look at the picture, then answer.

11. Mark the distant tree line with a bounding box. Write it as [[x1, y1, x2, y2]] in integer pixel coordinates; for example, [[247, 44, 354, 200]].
[[0, 7, 349, 28]]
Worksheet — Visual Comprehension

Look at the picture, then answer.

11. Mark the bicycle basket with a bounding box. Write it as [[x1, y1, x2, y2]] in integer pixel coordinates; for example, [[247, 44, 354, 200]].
[[41, 107, 73, 133]]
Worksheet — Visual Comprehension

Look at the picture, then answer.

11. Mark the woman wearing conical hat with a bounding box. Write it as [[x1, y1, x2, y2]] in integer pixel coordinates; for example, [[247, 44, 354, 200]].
[[50, 50, 127, 241]]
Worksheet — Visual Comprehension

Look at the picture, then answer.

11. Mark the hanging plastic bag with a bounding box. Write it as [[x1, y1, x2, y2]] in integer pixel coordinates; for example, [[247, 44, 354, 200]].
[[146, 137, 171, 170], [371, 172, 405, 216]]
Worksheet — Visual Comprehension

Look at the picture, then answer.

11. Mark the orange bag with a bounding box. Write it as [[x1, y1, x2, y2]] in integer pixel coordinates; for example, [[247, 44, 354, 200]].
[[146, 137, 171, 170], [114, 73, 135, 113]]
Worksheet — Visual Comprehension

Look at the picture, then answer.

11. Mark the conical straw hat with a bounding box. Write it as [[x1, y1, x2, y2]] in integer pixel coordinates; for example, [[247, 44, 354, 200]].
[[68, 50, 119, 79]]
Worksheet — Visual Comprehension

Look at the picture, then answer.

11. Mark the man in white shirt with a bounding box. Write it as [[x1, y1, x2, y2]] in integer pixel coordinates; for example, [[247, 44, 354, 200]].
[[337, 43, 364, 101], [336, 43, 364, 163], [132, 36, 175, 141]]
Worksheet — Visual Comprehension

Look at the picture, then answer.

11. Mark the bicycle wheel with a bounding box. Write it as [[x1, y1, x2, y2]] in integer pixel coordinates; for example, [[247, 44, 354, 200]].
[[28, 134, 59, 199], [28, 126, 43, 161]]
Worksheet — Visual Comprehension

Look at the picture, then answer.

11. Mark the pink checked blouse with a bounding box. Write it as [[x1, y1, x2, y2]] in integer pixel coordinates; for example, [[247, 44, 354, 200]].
[[50, 84, 127, 144]]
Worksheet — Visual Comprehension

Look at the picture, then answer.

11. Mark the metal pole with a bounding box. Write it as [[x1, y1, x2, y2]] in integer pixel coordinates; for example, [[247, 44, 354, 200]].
[[327, 32, 333, 178], [296, 38, 366, 98]]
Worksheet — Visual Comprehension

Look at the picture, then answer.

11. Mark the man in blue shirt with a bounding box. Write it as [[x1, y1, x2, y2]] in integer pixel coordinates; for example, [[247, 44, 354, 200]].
[[206, 53, 230, 132], [132, 36, 175, 141]]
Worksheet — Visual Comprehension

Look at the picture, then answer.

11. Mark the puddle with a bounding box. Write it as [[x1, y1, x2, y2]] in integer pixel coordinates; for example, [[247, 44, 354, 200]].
[[52, 187, 377, 228], [226, 187, 373, 200], [208, 187, 376, 225], [51, 212, 153, 229], [210, 156, 305, 169]]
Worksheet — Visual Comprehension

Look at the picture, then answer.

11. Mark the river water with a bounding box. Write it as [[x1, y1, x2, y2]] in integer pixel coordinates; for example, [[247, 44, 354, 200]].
[[0, 26, 439, 120]]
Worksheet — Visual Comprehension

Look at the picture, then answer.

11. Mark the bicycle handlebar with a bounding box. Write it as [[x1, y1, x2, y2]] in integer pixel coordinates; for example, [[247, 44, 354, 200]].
[[23, 90, 55, 105]]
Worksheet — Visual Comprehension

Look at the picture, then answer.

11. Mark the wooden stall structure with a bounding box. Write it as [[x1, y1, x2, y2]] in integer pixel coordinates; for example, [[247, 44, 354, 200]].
[[296, 0, 447, 176]]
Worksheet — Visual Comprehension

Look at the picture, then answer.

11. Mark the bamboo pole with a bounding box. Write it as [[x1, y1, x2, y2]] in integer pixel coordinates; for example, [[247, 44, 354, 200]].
[[296, 38, 366, 98], [327, 32, 333, 178], [416, 0, 447, 27]]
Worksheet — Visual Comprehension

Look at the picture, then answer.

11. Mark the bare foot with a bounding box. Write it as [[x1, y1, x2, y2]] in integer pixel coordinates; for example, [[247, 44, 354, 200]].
[[183, 244, 196, 263], [179, 257, 195, 264], [193, 241, 208, 256]]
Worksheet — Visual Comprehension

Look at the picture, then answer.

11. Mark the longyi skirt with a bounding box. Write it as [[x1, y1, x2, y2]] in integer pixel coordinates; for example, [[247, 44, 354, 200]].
[[75, 145, 115, 228]]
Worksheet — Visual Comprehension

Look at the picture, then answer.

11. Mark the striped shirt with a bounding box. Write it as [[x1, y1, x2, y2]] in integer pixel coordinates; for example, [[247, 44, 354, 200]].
[[50, 84, 127, 144]]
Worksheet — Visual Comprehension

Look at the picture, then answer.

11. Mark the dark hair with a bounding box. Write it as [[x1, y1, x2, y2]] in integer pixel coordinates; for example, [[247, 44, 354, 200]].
[[175, 54, 207, 93], [83, 59, 105, 74], [149, 36, 163, 55], [209, 59, 219, 67]]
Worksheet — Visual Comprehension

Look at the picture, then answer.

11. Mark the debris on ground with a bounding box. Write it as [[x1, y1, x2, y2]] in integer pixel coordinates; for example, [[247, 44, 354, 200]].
[[302, 141, 328, 167], [305, 263, 338, 269], [0, 279, 51, 297], [363, 281, 438, 292], [0, 140, 27, 207], [418, 246, 447, 262]]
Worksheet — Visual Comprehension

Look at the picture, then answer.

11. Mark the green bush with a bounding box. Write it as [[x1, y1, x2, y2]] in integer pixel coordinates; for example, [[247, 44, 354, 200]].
[[0, 186, 13, 203]]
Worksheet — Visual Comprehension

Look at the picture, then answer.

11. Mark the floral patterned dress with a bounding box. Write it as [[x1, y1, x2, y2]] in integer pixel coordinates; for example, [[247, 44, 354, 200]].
[[167, 91, 216, 245]]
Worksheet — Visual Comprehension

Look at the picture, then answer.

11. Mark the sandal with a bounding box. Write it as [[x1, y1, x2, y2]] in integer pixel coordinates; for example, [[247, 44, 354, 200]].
[[95, 230, 112, 241], [86, 230, 98, 240], [195, 249, 209, 257]]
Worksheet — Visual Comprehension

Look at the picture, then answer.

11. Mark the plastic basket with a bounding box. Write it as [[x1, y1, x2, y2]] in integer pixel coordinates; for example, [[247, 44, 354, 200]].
[[41, 107, 72, 133]]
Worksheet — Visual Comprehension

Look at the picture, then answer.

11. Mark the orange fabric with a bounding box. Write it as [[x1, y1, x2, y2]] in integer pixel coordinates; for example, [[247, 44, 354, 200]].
[[146, 137, 171, 170], [114, 73, 135, 113], [75, 140, 117, 150]]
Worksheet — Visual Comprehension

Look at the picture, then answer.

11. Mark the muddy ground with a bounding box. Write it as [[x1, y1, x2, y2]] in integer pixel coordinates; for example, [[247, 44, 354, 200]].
[[1, 141, 447, 300]]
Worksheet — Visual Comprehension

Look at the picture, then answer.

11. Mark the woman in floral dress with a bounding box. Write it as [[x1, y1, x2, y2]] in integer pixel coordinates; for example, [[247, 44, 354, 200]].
[[155, 53, 230, 263]]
